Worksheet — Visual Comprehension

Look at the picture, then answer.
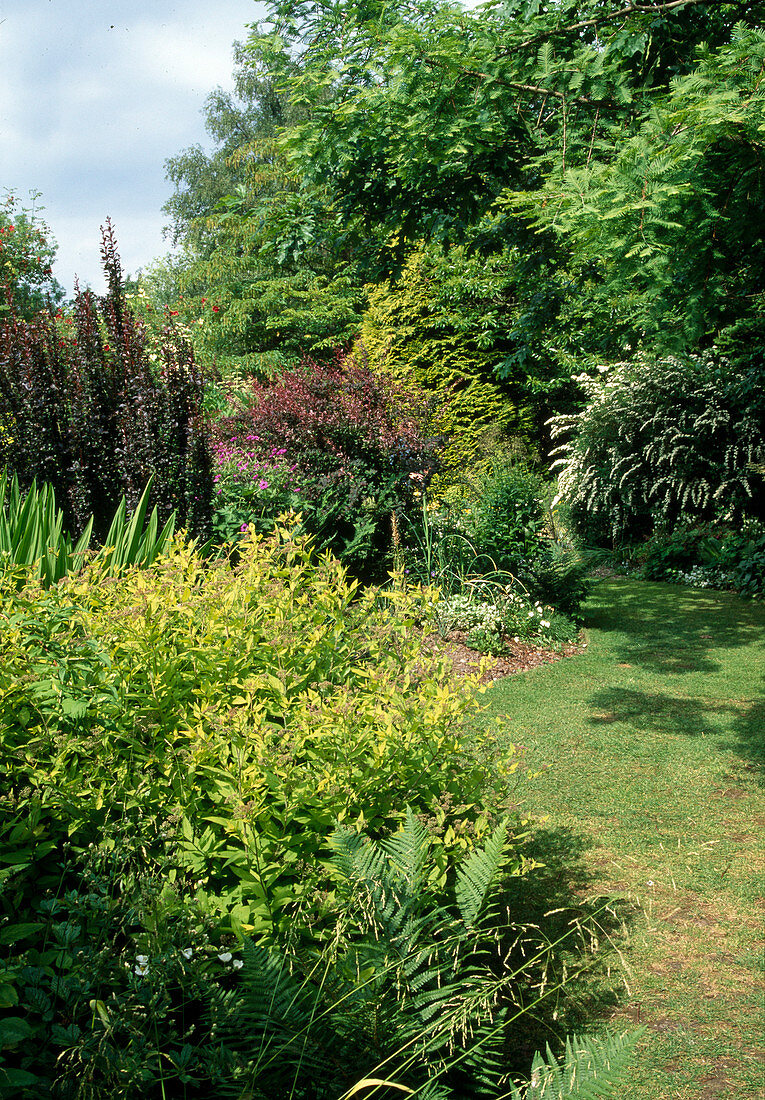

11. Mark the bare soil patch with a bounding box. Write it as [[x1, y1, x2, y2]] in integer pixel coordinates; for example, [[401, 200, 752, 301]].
[[424, 630, 587, 684]]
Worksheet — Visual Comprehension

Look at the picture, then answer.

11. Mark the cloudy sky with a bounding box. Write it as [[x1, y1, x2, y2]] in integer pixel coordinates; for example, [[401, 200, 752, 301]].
[[1, 0, 265, 295]]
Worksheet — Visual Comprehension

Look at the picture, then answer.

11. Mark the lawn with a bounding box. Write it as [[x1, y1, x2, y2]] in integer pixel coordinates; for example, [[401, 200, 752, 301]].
[[481, 577, 765, 1099]]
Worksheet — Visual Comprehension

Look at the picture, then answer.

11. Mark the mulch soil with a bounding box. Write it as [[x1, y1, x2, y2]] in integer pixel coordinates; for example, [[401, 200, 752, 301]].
[[424, 630, 587, 685]]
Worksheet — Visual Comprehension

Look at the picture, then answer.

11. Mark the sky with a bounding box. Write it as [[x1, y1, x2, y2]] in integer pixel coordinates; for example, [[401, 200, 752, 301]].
[[0, 0, 266, 296]]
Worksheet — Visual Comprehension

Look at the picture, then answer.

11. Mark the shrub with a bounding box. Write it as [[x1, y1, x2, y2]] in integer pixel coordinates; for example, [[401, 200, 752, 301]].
[[212, 353, 442, 581], [727, 521, 765, 599], [551, 354, 765, 547], [460, 461, 547, 566], [636, 518, 765, 598], [0, 807, 635, 1099], [361, 247, 532, 486], [0, 191, 64, 319], [407, 461, 591, 618], [0, 525, 519, 948], [0, 222, 212, 540]]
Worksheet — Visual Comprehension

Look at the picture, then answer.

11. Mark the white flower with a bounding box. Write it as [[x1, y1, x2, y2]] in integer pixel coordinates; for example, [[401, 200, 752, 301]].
[[181, 948, 193, 959], [232, 958, 244, 970], [135, 954, 149, 966], [541, 620, 550, 629], [218, 951, 233, 963]]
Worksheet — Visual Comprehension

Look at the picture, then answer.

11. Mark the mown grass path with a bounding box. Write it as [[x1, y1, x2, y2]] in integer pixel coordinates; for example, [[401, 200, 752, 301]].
[[483, 578, 764, 1099]]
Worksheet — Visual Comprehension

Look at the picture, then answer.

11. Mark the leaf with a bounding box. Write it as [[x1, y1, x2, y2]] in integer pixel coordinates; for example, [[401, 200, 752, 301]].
[[0, 1016, 34, 1046], [455, 819, 508, 927], [0, 922, 45, 945], [343, 1080, 414, 1098]]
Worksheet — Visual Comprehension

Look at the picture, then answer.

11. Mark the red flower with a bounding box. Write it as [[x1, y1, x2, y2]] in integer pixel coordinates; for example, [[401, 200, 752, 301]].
[[212, 305, 220, 313]]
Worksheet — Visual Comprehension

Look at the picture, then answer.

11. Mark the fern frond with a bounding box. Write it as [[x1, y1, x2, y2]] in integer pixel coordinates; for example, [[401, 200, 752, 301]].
[[455, 819, 509, 927], [504, 1030, 643, 1100]]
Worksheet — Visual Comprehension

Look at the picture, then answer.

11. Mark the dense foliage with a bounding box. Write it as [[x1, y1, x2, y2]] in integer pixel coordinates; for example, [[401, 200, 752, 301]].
[[362, 247, 534, 478], [6, 0, 760, 1088], [212, 353, 442, 580], [240, 0, 762, 375], [154, 0, 762, 481], [0, 527, 546, 1095], [0, 225, 212, 540], [552, 354, 765, 547]]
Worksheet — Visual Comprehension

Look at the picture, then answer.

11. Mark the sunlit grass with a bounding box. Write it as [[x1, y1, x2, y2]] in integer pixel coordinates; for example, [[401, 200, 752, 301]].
[[481, 578, 765, 1099]]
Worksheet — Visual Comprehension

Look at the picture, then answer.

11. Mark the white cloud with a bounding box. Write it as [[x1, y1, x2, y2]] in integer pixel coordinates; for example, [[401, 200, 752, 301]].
[[0, 0, 264, 294]]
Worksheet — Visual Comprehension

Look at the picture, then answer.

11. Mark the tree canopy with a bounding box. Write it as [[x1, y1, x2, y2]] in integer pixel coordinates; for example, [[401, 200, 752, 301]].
[[0, 192, 64, 318], [158, 0, 763, 443]]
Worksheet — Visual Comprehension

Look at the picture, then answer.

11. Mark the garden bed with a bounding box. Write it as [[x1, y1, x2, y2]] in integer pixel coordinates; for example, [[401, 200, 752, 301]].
[[425, 630, 587, 684]]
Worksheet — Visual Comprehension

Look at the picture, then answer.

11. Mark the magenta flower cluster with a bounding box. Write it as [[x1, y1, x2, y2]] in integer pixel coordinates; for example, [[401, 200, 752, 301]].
[[212, 434, 297, 496]]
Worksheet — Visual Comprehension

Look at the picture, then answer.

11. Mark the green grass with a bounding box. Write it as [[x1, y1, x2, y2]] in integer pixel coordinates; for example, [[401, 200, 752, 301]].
[[482, 578, 765, 1099]]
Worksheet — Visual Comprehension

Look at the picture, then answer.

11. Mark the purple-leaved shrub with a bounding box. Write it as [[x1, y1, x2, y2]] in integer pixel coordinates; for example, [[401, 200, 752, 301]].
[[0, 222, 212, 540], [212, 350, 443, 580]]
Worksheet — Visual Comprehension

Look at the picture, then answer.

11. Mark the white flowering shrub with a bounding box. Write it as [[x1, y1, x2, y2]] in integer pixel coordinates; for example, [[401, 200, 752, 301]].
[[551, 354, 765, 547]]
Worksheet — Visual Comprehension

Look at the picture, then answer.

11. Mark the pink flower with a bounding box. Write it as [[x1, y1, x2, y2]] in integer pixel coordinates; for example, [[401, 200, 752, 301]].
[[240, 523, 248, 532], [259, 479, 269, 490]]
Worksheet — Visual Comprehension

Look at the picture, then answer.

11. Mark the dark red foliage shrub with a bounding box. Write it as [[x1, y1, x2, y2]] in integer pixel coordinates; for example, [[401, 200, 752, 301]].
[[213, 350, 443, 580], [0, 222, 212, 539]]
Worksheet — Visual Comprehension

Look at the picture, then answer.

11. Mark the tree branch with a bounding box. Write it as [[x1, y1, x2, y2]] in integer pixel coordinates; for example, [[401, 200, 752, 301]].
[[505, 0, 740, 54]]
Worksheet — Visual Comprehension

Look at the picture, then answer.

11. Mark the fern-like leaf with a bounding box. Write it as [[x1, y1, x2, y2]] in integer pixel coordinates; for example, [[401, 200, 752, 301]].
[[455, 819, 509, 928], [505, 1030, 643, 1100]]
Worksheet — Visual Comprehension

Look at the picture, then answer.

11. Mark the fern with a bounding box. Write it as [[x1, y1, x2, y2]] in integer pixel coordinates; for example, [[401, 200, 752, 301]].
[[205, 818, 639, 1100], [504, 1031, 643, 1100], [455, 820, 509, 928]]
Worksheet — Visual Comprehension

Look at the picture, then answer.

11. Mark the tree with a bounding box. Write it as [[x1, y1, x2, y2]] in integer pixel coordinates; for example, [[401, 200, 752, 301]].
[[162, 42, 294, 255], [242, 0, 762, 366], [510, 23, 765, 366], [159, 42, 368, 373], [0, 192, 64, 318]]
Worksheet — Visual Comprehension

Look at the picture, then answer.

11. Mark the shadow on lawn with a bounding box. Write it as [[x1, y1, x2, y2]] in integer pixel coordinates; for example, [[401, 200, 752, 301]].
[[584, 580, 765, 676], [586, 683, 765, 782], [499, 825, 635, 1074]]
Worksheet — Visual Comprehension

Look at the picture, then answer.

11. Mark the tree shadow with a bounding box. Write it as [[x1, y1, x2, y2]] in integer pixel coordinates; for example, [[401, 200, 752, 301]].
[[499, 825, 637, 1075], [586, 684, 765, 783], [583, 580, 765, 676], [728, 695, 765, 776]]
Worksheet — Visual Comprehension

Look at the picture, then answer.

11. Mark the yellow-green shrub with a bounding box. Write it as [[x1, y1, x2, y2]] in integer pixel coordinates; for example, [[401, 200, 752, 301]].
[[0, 522, 521, 941], [360, 246, 528, 490]]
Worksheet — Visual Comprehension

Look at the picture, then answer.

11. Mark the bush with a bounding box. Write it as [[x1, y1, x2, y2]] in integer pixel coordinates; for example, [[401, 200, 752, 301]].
[[0, 223, 212, 540], [0, 526, 529, 1093], [635, 518, 765, 598], [0, 807, 634, 1099], [552, 354, 765, 547], [460, 461, 547, 566], [211, 353, 442, 581], [408, 461, 591, 619], [361, 247, 532, 485], [0, 525, 518, 945]]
